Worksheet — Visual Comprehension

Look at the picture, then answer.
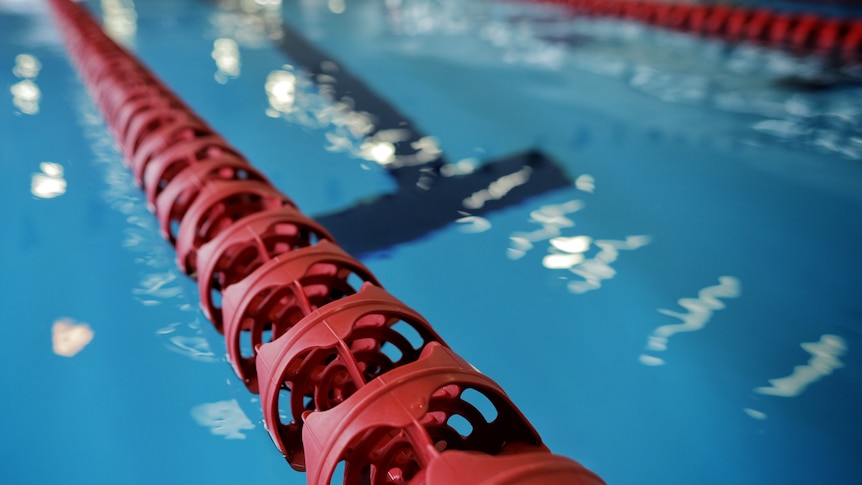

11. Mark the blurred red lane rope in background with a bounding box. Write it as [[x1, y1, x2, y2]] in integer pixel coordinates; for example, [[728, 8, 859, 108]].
[[523, 0, 862, 61]]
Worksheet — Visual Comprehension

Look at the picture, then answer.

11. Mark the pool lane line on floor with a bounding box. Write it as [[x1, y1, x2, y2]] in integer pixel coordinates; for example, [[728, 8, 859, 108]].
[[206, 0, 577, 257]]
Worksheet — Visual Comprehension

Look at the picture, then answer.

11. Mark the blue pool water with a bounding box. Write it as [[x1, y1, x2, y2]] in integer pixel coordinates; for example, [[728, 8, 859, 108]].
[[2, 1, 861, 484]]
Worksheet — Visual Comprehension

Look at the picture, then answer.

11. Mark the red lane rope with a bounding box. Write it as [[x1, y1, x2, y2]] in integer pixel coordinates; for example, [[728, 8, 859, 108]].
[[46, 1, 604, 483], [522, 0, 862, 61]]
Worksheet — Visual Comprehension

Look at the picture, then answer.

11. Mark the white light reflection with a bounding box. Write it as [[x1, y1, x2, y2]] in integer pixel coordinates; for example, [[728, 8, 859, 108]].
[[755, 334, 846, 398], [743, 408, 767, 420], [361, 140, 396, 165], [132, 271, 184, 299], [31, 162, 67, 198], [191, 399, 255, 439], [210, 0, 283, 46], [508, 193, 648, 294], [543, 235, 591, 269], [575, 174, 595, 193], [11, 53, 42, 115], [480, 21, 565, 70], [212, 37, 241, 83], [441, 158, 478, 177], [11, 80, 41, 114], [74, 91, 207, 369], [52, 318, 95, 357], [752, 119, 811, 139], [640, 276, 741, 366], [456, 215, 491, 233], [12, 53, 41, 78], [165, 336, 218, 363], [265, 66, 442, 168], [550, 235, 591, 253], [463, 166, 532, 210], [384, 0, 468, 37], [265, 69, 297, 114], [407, 136, 443, 165], [100, 0, 137, 47], [327, 0, 345, 14], [543, 252, 584, 269], [507, 199, 584, 260], [565, 235, 650, 294]]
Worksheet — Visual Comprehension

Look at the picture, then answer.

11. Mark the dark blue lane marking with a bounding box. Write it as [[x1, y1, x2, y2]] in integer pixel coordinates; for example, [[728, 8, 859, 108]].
[[317, 150, 571, 257], [211, 2, 574, 256]]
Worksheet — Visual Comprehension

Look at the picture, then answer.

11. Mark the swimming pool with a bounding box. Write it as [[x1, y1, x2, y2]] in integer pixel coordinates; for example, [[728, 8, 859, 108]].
[[2, 0, 861, 484]]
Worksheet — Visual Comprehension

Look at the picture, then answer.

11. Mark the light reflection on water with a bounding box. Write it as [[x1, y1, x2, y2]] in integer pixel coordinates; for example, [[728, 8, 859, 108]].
[[546, 21, 862, 159], [264, 65, 441, 168], [52, 318, 95, 357], [212, 37, 241, 83], [326, 0, 345, 15], [132, 271, 185, 300], [100, 0, 137, 48], [166, 335, 218, 363], [463, 165, 531, 210], [455, 214, 491, 234], [543, 235, 590, 268], [574, 174, 594, 193], [11, 53, 42, 115], [383, 1, 862, 161], [11, 79, 41, 114], [440, 157, 478, 177], [640, 276, 742, 367], [755, 334, 847, 398], [743, 408, 768, 420], [564, 235, 650, 294], [190, 399, 255, 439], [633, 275, 847, 421], [12, 53, 40, 78], [264, 68, 297, 114], [507, 194, 649, 295], [507, 199, 584, 260], [210, 0, 283, 45], [743, 334, 847, 421], [75, 92, 210, 363], [31, 161, 67, 199], [0, 1, 59, 45]]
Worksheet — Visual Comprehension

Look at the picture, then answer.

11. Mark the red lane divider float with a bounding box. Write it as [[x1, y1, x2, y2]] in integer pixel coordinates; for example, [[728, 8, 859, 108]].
[[46, 0, 605, 483], [526, 0, 862, 61]]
